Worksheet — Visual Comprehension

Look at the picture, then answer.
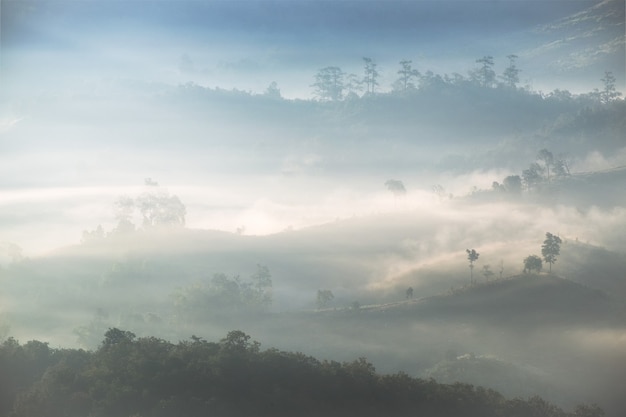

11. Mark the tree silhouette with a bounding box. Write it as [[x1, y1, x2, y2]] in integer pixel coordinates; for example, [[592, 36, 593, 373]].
[[482, 265, 494, 281], [537, 149, 554, 183], [405, 287, 414, 299], [473, 56, 495, 87], [394, 60, 420, 91], [523, 255, 542, 274], [316, 289, 334, 309], [385, 179, 406, 197], [501, 54, 520, 88], [542, 233, 562, 273], [362, 57, 379, 94], [312, 66, 345, 101], [522, 163, 543, 192], [600, 71, 621, 103], [466, 249, 480, 284]]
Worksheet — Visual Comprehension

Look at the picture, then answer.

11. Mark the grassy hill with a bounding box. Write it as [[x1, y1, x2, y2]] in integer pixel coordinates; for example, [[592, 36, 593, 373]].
[[335, 274, 623, 327]]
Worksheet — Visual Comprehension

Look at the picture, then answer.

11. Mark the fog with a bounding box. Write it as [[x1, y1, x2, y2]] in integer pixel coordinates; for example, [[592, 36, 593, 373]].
[[1, 1, 626, 416]]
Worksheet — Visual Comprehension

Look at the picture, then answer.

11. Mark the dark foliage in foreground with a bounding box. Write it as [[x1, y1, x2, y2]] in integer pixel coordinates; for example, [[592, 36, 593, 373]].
[[0, 329, 603, 417]]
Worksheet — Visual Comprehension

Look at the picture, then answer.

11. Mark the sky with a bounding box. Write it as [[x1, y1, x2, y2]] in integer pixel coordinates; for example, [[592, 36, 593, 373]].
[[0, 0, 625, 255], [1, 0, 624, 97]]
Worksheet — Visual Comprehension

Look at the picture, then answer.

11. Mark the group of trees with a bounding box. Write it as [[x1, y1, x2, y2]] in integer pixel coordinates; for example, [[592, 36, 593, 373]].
[[524, 233, 563, 274], [489, 148, 573, 197], [82, 179, 187, 243], [311, 53, 621, 103], [0, 329, 604, 417], [173, 265, 273, 321], [464, 232, 562, 287], [312, 55, 523, 101]]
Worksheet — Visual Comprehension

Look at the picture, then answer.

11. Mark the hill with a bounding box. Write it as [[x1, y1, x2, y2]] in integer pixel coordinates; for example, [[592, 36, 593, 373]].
[[340, 274, 623, 327]]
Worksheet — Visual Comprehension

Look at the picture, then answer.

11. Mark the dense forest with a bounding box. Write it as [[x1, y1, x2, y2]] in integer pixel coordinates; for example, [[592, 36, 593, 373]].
[[0, 329, 605, 417]]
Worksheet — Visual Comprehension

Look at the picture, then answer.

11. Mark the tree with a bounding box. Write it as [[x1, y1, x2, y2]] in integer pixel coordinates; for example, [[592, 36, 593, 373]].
[[362, 57, 379, 94], [501, 54, 520, 88], [344, 73, 363, 96], [264, 81, 281, 99], [600, 71, 621, 103], [316, 289, 334, 309], [482, 265, 494, 281], [466, 249, 479, 284], [136, 191, 186, 228], [523, 255, 542, 274], [542, 232, 562, 272], [312, 66, 345, 101], [405, 287, 414, 299], [220, 330, 259, 354], [503, 175, 522, 194], [246, 264, 273, 309], [102, 328, 136, 348], [113, 196, 137, 234], [522, 163, 543, 192], [537, 149, 554, 182], [473, 56, 495, 88], [394, 60, 420, 92], [385, 179, 406, 197]]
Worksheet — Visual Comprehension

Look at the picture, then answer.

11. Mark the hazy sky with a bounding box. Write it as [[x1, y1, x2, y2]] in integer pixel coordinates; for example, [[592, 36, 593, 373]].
[[1, 0, 625, 255], [2, 0, 624, 97]]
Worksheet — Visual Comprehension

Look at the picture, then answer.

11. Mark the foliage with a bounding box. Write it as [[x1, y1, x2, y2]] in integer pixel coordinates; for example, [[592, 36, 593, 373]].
[[173, 265, 273, 321], [405, 286, 414, 299], [600, 71, 621, 104], [362, 57, 380, 94], [501, 55, 520, 88], [522, 163, 544, 192], [316, 289, 335, 309], [1, 330, 602, 417], [466, 249, 480, 284], [523, 255, 543, 274], [503, 175, 523, 193], [542, 233, 563, 272], [394, 59, 420, 91], [312, 66, 345, 101], [385, 179, 406, 196], [472, 56, 496, 87]]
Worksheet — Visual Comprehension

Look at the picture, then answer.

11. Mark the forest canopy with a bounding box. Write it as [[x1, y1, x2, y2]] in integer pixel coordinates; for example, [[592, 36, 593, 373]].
[[0, 329, 605, 417]]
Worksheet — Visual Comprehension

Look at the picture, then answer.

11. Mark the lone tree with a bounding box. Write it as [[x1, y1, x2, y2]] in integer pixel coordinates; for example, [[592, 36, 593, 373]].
[[385, 179, 406, 196], [316, 289, 334, 309], [466, 249, 480, 284], [405, 287, 414, 299], [523, 255, 543, 274], [541, 232, 562, 272]]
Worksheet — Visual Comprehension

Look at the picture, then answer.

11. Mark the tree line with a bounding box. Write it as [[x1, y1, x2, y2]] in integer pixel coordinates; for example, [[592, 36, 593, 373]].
[[308, 56, 621, 103], [0, 329, 604, 417]]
